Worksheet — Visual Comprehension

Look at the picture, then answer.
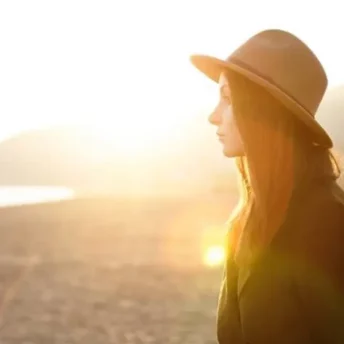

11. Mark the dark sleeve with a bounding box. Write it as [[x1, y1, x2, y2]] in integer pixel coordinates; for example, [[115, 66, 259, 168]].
[[294, 257, 344, 344], [238, 254, 314, 344], [239, 201, 344, 344], [292, 202, 344, 344]]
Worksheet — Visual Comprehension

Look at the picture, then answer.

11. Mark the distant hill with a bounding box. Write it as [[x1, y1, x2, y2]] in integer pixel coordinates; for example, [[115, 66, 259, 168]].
[[0, 126, 122, 191], [0, 123, 234, 195]]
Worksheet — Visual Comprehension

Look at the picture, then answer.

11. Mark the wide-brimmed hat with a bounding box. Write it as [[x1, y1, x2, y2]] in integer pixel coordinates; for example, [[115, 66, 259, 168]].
[[190, 29, 333, 148]]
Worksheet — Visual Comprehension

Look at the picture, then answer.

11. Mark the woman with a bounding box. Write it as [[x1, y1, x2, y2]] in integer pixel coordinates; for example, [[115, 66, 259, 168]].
[[191, 29, 344, 343]]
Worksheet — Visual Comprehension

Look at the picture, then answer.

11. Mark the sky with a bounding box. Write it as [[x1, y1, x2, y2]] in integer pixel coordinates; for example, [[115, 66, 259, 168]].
[[0, 0, 343, 153]]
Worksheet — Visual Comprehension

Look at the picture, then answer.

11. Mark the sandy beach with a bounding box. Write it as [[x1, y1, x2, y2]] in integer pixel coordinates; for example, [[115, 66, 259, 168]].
[[0, 194, 235, 343]]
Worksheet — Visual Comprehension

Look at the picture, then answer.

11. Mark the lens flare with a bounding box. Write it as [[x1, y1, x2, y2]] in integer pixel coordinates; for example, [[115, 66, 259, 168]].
[[204, 245, 225, 267]]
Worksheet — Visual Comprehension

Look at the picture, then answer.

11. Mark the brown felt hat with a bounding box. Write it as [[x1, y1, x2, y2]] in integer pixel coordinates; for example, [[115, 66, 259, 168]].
[[190, 29, 333, 148]]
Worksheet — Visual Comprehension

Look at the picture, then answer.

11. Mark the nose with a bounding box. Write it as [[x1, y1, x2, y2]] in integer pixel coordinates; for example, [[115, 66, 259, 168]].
[[208, 106, 221, 126]]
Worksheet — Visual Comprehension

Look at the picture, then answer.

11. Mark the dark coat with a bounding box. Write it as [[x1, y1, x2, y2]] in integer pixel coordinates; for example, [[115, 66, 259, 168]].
[[217, 180, 344, 343]]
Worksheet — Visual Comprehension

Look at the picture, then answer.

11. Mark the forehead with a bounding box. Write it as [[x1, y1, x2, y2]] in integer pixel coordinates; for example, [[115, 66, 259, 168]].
[[219, 72, 229, 87]]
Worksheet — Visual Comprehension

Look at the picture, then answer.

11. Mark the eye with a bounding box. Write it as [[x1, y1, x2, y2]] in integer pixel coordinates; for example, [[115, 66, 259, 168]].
[[221, 93, 231, 104], [220, 87, 231, 103]]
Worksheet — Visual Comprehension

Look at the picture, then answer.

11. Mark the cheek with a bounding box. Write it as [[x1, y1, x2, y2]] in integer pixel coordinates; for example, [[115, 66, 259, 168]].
[[222, 106, 244, 156], [223, 106, 238, 134]]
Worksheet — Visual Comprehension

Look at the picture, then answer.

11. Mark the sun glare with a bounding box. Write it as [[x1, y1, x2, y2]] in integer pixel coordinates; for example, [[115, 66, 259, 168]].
[[89, 121, 162, 157], [204, 245, 225, 267]]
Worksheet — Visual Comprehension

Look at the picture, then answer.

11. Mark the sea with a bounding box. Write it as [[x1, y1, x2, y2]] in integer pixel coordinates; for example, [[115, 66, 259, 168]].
[[0, 186, 75, 207]]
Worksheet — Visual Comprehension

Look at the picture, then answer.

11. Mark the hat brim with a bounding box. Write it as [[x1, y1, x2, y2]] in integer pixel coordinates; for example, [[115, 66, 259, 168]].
[[190, 54, 333, 148]]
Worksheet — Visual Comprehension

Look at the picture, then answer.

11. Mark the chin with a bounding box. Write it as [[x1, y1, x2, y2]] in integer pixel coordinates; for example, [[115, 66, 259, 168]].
[[223, 147, 244, 158]]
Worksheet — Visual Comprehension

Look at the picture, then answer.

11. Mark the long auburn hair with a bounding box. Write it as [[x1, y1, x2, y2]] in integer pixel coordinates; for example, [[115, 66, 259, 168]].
[[225, 70, 341, 265]]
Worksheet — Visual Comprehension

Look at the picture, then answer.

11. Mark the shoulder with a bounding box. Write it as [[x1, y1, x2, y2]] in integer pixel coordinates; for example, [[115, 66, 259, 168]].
[[277, 183, 344, 246], [282, 182, 344, 287], [298, 181, 344, 240]]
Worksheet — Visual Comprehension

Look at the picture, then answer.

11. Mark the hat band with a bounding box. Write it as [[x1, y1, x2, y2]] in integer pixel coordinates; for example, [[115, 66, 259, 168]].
[[229, 56, 313, 117]]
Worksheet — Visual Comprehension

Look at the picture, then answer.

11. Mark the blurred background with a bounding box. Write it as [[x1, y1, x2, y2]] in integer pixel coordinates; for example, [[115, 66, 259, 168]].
[[0, 0, 343, 343]]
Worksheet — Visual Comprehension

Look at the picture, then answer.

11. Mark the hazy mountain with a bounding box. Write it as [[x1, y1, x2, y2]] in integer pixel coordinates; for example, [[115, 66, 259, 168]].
[[0, 126, 121, 190], [0, 122, 234, 195]]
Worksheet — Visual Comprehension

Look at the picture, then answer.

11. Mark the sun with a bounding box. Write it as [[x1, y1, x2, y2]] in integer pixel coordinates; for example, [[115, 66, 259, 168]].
[[204, 245, 225, 267]]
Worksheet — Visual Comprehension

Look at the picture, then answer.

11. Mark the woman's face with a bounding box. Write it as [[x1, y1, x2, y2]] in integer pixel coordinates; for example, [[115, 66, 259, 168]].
[[208, 72, 244, 157]]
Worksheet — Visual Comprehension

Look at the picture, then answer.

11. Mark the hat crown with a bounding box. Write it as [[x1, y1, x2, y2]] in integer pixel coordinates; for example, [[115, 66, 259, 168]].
[[228, 29, 327, 116]]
